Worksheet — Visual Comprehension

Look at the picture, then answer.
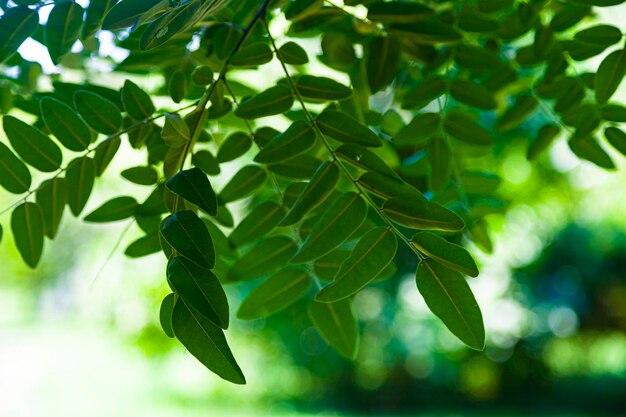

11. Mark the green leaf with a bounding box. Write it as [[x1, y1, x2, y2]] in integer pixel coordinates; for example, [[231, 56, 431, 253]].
[[0, 7, 39, 63], [401, 76, 447, 109], [102, 0, 167, 30], [192, 151, 220, 176], [121, 166, 159, 185], [293, 192, 367, 263], [83, 0, 113, 39], [528, 124, 560, 160], [383, 197, 465, 232], [255, 120, 316, 164], [427, 137, 452, 191], [449, 80, 497, 110], [461, 171, 501, 194], [36, 178, 67, 239], [320, 31, 356, 71], [216, 132, 252, 163], [166, 167, 217, 216], [444, 111, 494, 146], [40, 97, 91, 152], [167, 256, 229, 329], [358, 171, 424, 200], [11, 202, 45, 268], [2, 115, 63, 172], [295, 75, 352, 101], [227, 236, 297, 281], [237, 266, 312, 320], [574, 24, 622, 46], [219, 165, 267, 203], [231, 42, 273, 67], [335, 144, 398, 179], [94, 137, 121, 176], [316, 110, 381, 147], [229, 202, 286, 247], [393, 113, 440, 148], [496, 94, 538, 131], [602, 104, 626, 122], [316, 227, 397, 302], [122, 80, 156, 120], [366, 1, 433, 23], [309, 299, 359, 359], [160, 210, 215, 269], [84, 196, 138, 223], [169, 70, 186, 104], [125, 233, 161, 258], [268, 154, 323, 178], [160, 293, 176, 338], [415, 259, 485, 350], [569, 135, 615, 169], [73, 90, 123, 135], [595, 49, 626, 105], [390, 19, 461, 45], [454, 45, 502, 71], [65, 157, 96, 216], [280, 161, 339, 226], [367, 36, 400, 93], [411, 232, 479, 277], [45, 2, 84, 64], [278, 41, 309, 65], [172, 298, 246, 384], [605, 127, 626, 155], [161, 113, 190, 148], [191, 66, 214, 86], [234, 85, 294, 119]]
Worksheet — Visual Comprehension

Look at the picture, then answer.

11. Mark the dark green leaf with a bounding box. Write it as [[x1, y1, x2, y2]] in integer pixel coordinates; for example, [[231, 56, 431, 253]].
[[219, 165, 267, 203], [40, 97, 91, 152], [3, 115, 62, 172], [172, 299, 246, 384], [162, 113, 190, 148], [102, 0, 167, 30], [390, 20, 461, 45], [234, 85, 294, 119], [84, 196, 138, 223], [415, 259, 485, 350], [595, 49, 626, 105], [169, 71, 186, 103], [45, 2, 84, 64], [568, 135, 615, 169], [393, 113, 440, 147], [36, 178, 67, 239], [192, 151, 220, 176], [316, 110, 381, 147], [122, 80, 156, 120], [496, 94, 538, 131], [528, 124, 560, 160], [427, 137, 452, 191], [449, 80, 497, 110], [166, 167, 218, 216], [574, 24, 622, 46], [383, 197, 465, 232], [255, 120, 316, 164], [231, 42, 273, 67], [121, 166, 159, 185], [94, 137, 121, 176], [74, 91, 123, 135], [444, 111, 493, 146], [217, 132, 252, 163], [160, 293, 176, 338], [309, 299, 359, 359], [167, 256, 229, 329], [160, 210, 215, 268], [11, 202, 44, 268], [237, 266, 312, 320], [278, 41, 309, 65], [229, 202, 286, 247], [335, 144, 398, 179], [0, 7, 39, 63], [605, 126, 626, 155], [296, 75, 352, 101], [227, 236, 297, 281], [411, 232, 479, 277], [65, 157, 96, 216], [367, 1, 433, 23], [358, 171, 424, 200], [367, 36, 400, 93], [125, 233, 161, 258]]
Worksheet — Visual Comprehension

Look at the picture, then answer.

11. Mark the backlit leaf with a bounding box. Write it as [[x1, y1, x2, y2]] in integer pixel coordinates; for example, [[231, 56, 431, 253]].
[[411, 232, 479, 277], [383, 197, 465, 232], [227, 236, 297, 281], [160, 210, 215, 269], [40, 97, 91, 152], [3, 115, 62, 172], [84, 196, 138, 223], [65, 157, 96, 216], [166, 167, 218, 216], [11, 202, 44, 268], [309, 299, 359, 359]]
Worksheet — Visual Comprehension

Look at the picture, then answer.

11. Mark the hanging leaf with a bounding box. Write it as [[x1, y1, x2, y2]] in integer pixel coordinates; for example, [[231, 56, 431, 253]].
[[84, 196, 138, 223], [0, 7, 39, 63], [2, 115, 62, 173], [595, 49, 626, 105], [411, 232, 479, 277], [444, 111, 494, 146], [36, 178, 67, 239], [427, 137, 452, 191], [102, 0, 169, 30], [172, 299, 246, 384], [358, 171, 425, 200], [65, 157, 96, 216], [121, 166, 159, 185], [74, 90, 123, 135], [11, 202, 45, 268], [166, 167, 218, 216], [231, 42, 273, 67], [574, 24, 622, 47], [449, 80, 497, 110], [83, 0, 113, 39], [309, 299, 359, 359], [122, 80, 156, 120], [605, 127, 626, 155], [316, 110, 381, 147], [227, 236, 297, 281], [94, 137, 121, 176], [390, 20, 462, 45], [278, 41, 309, 65], [367, 36, 400, 93], [496, 94, 538, 131], [383, 197, 465, 232], [125, 233, 161, 258], [45, 2, 84, 64], [237, 267, 312, 320], [192, 151, 220, 176], [393, 113, 440, 148], [255, 120, 316, 164], [366, 1, 433, 23], [219, 165, 267, 203], [527, 123, 560, 160], [167, 256, 229, 329], [280, 161, 339, 226], [415, 259, 485, 350], [216, 132, 252, 163], [169, 71, 186, 103], [295, 75, 352, 101], [229, 202, 286, 247], [159, 293, 176, 338], [234, 85, 294, 119], [316, 227, 397, 302], [568, 135, 615, 169], [335, 144, 399, 179], [293, 192, 367, 263], [40, 97, 91, 152], [160, 210, 215, 269]]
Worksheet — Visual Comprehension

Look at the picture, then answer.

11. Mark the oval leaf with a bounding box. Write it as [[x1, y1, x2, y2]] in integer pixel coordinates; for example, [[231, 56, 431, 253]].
[[11, 202, 45, 268], [166, 167, 218, 216], [160, 210, 215, 269]]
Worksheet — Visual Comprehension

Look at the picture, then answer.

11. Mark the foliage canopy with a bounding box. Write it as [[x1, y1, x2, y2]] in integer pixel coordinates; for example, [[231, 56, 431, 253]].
[[0, 0, 625, 384]]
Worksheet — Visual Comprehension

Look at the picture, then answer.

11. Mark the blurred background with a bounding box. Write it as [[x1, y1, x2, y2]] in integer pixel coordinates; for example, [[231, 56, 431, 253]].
[[1, 3, 626, 417]]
